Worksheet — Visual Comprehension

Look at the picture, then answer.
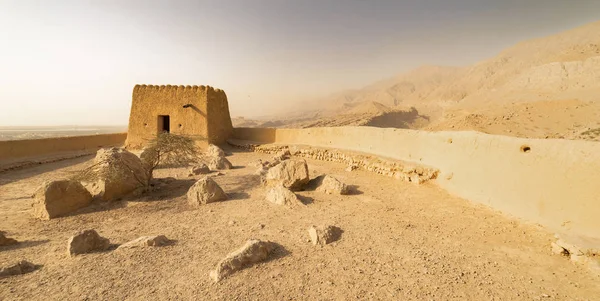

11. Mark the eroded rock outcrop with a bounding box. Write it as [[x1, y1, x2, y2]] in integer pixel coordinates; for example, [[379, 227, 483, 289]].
[[308, 225, 342, 246], [266, 185, 303, 207], [117, 235, 171, 249], [187, 177, 227, 206], [265, 159, 309, 191], [0, 261, 37, 278], [88, 148, 149, 201], [67, 229, 110, 257], [32, 180, 93, 220], [209, 239, 276, 282]]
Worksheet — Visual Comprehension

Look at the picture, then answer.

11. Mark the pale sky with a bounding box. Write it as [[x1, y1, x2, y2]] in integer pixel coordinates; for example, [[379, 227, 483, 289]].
[[1, 0, 600, 126]]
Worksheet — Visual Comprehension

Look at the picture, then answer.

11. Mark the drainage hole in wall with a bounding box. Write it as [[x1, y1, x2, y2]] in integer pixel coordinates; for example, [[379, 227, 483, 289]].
[[520, 145, 531, 153], [143, 123, 148, 127], [179, 124, 182, 128]]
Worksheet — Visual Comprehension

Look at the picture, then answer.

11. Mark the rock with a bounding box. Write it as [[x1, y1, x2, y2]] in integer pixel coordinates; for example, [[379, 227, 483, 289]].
[[345, 164, 358, 172], [0, 231, 18, 246], [209, 239, 276, 282], [89, 148, 149, 202], [67, 229, 110, 256], [0, 260, 37, 278], [272, 149, 291, 161], [316, 175, 349, 195], [308, 225, 342, 246], [266, 185, 303, 207], [255, 166, 268, 176], [32, 180, 93, 220], [139, 146, 159, 171], [190, 163, 210, 175], [265, 159, 309, 191], [551, 242, 569, 256], [207, 144, 226, 158], [117, 235, 171, 249], [207, 156, 233, 170], [187, 177, 227, 206], [228, 220, 236, 226]]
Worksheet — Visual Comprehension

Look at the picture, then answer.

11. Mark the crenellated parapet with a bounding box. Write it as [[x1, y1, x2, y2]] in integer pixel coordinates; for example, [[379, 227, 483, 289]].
[[133, 84, 224, 94]]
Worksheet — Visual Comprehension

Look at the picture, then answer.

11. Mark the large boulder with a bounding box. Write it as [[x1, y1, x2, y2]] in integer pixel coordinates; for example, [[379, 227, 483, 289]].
[[117, 235, 171, 250], [316, 175, 349, 195], [0, 231, 18, 246], [32, 180, 93, 220], [265, 159, 309, 191], [207, 156, 233, 170], [88, 148, 149, 201], [207, 144, 226, 158], [187, 177, 227, 206], [265, 185, 303, 207], [67, 229, 110, 257], [210, 239, 276, 282], [0, 261, 37, 278]]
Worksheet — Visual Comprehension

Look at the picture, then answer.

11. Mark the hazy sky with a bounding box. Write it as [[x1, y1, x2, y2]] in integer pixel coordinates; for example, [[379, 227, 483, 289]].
[[1, 0, 600, 126]]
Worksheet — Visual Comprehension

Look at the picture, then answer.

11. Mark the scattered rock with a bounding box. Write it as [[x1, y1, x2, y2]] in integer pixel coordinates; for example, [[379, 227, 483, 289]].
[[551, 242, 569, 256], [345, 164, 358, 172], [67, 229, 110, 256], [32, 180, 93, 220], [190, 163, 210, 175], [265, 159, 309, 191], [266, 185, 303, 207], [207, 144, 226, 158], [0, 260, 37, 278], [228, 220, 237, 226], [272, 149, 291, 161], [117, 235, 171, 249], [209, 239, 276, 282], [187, 177, 227, 206], [316, 175, 349, 195], [255, 166, 268, 176], [0, 231, 18, 246], [308, 225, 342, 246], [88, 148, 149, 202], [207, 156, 233, 170]]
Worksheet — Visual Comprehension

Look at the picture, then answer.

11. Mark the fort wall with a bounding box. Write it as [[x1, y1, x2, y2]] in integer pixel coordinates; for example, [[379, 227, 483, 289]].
[[0, 133, 127, 169], [206, 88, 233, 145], [232, 127, 600, 240]]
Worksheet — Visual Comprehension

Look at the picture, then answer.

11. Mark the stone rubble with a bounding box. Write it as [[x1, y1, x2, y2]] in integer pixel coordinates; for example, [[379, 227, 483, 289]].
[[67, 229, 111, 257], [210, 239, 277, 282]]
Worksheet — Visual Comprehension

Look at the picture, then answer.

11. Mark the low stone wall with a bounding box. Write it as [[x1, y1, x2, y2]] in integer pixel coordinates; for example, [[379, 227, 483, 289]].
[[232, 127, 600, 241], [228, 140, 438, 184], [0, 133, 127, 171]]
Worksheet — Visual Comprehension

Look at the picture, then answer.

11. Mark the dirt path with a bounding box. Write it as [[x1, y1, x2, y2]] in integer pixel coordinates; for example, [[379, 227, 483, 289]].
[[0, 150, 598, 300]]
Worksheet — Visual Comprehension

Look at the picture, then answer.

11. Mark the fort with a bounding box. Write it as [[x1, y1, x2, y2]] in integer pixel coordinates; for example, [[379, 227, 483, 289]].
[[125, 84, 233, 149]]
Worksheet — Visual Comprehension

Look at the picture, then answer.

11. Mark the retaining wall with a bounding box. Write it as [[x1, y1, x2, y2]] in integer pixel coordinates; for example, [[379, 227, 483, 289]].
[[233, 127, 600, 240]]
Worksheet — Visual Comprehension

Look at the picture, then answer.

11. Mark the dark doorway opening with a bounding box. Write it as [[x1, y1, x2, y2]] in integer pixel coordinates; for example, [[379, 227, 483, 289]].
[[158, 115, 170, 133]]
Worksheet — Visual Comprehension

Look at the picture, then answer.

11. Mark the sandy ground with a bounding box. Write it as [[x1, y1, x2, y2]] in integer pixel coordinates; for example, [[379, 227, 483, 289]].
[[1, 149, 599, 300]]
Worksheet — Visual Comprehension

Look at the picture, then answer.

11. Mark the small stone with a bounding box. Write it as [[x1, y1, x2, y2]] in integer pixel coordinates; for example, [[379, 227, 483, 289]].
[[551, 242, 569, 256], [308, 225, 342, 246], [67, 229, 110, 257], [316, 175, 349, 195], [228, 220, 236, 226], [210, 239, 276, 282], [187, 177, 227, 206], [0, 260, 37, 278], [0, 231, 18, 246], [207, 144, 226, 158], [266, 185, 303, 207], [117, 235, 171, 249], [345, 164, 358, 172], [189, 163, 210, 175], [207, 156, 233, 170]]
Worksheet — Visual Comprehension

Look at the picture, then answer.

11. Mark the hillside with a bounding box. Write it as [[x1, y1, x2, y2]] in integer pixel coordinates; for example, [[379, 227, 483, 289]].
[[269, 20, 600, 141]]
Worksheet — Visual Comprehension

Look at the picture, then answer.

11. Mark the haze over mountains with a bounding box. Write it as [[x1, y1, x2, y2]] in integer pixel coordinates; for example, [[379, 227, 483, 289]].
[[235, 20, 600, 141]]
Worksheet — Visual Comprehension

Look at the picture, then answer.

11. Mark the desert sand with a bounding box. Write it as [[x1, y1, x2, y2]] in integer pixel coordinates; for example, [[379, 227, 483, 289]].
[[1, 149, 599, 300]]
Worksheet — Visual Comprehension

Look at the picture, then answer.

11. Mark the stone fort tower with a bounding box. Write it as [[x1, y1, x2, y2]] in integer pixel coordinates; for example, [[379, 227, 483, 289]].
[[125, 84, 233, 149]]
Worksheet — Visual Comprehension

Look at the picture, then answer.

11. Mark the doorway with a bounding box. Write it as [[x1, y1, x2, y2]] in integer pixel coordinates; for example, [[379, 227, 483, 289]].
[[158, 115, 170, 133]]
